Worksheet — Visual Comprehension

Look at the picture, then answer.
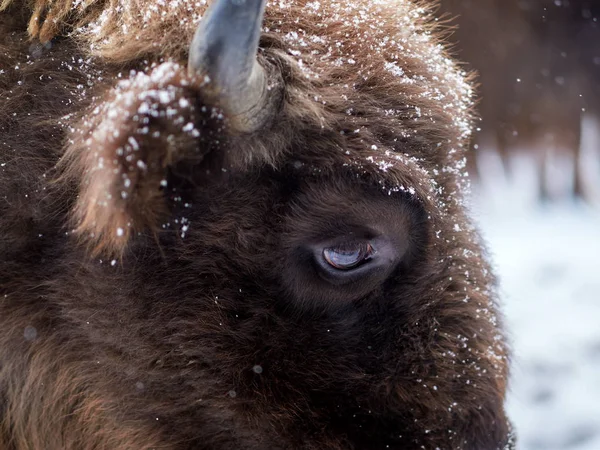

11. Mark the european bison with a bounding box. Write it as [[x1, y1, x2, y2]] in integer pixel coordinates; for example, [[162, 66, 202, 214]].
[[0, 0, 513, 448]]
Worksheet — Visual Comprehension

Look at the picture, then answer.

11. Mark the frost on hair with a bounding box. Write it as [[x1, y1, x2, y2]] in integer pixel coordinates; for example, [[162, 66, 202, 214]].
[[60, 63, 215, 255]]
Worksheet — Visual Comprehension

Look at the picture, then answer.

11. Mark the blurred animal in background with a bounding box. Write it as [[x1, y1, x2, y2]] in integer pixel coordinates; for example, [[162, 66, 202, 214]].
[[439, 0, 600, 202], [0, 0, 513, 449]]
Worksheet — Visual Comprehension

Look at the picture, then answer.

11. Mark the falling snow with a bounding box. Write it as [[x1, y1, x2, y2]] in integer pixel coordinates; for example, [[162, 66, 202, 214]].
[[473, 162, 600, 450]]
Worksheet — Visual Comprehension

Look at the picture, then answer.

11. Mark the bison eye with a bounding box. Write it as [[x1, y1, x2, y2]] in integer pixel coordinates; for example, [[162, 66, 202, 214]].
[[322, 242, 374, 270], [311, 235, 400, 286]]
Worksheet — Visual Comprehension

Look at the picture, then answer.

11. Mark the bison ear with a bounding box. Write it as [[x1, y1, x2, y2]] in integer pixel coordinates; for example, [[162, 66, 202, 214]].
[[60, 64, 219, 257], [188, 0, 281, 133]]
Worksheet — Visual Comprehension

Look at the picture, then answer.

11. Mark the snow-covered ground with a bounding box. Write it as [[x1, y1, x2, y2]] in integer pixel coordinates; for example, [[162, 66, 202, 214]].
[[472, 164, 600, 450]]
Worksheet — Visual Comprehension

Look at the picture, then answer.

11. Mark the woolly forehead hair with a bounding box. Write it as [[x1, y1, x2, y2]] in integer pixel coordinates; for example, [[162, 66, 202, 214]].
[[1, 0, 477, 257], [3, 0, 474, 145]]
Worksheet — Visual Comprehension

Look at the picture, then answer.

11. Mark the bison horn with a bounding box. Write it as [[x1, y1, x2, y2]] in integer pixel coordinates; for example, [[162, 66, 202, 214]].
[[188, 0, 278, 133]]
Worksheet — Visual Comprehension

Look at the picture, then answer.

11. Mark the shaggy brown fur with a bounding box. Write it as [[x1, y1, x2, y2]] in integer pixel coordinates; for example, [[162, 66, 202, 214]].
[[1, 1, 513, 449]]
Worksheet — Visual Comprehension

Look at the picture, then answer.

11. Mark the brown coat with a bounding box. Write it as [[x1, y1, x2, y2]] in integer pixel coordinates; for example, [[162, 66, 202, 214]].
[[0, 1, 512, 448]]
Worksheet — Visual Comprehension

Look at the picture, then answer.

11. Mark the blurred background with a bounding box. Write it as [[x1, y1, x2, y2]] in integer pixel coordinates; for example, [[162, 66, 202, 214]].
[[438, 1, 600, 448]]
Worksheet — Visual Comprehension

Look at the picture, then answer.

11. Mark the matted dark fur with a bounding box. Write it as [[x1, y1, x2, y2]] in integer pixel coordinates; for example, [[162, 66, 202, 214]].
[[0, 1, 513, 449]]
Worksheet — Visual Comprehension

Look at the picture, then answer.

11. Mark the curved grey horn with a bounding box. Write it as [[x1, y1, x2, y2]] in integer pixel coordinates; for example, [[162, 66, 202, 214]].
[[188, 0, 277, 133]]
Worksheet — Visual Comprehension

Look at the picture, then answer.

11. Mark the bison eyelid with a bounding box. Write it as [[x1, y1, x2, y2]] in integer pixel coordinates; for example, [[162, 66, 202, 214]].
[[311, 236, 400, 286]]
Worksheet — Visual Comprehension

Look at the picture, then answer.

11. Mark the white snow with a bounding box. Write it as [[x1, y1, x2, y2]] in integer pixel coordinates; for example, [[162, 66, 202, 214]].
[[472, 161, 600, 450]]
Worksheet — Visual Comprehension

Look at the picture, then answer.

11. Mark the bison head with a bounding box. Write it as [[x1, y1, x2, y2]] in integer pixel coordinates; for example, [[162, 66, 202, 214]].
[[0, 0, 512, 449]]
